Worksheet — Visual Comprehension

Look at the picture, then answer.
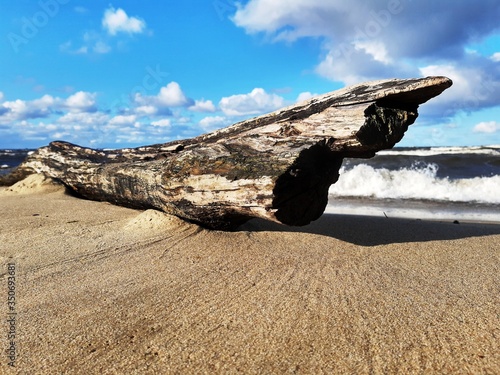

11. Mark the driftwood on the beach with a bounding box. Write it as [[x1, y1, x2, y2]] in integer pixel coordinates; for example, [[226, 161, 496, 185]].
[[1, 77, 452, 229]]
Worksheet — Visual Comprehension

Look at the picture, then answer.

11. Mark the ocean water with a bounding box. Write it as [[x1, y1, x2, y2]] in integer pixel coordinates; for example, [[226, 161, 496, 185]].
[[327, 145, 500, 223], [2, 146, 499, 222], [0, 149, 34, 175]]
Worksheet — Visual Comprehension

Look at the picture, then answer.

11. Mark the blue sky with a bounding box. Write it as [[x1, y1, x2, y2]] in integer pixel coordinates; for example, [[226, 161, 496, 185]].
[[1, 0, 499, 149]]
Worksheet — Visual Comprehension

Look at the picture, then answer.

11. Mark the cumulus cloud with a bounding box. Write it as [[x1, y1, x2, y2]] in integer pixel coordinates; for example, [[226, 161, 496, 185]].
[[0, 88, 181, 147], [102, 7, 146, 36], [0, 91, 97, 126], [473, 121, 500, 133], [233, 0, 500, 59], [65, 91, 97, 113], [188, 99, 216, 113], [417, 59, 500, 119], [157, 82, 191, 107], [109, 115, 137, 126], [57, 111, 109, 126], [1, 95, 55, 124], [151, 119, 171, 127], [135, 82, 193, 109], [219, 88, 285, 116], [135, 105, 158, 116], [232, 0, 500, 119], [62, 8, 146, 56]]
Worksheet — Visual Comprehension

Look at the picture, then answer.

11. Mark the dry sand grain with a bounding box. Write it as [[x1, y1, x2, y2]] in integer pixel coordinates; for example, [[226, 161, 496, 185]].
[[0, 175, 499, 374]]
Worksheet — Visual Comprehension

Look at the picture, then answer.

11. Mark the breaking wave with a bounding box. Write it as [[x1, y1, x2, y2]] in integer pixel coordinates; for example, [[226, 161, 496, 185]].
[[330, 163, 500, 204]]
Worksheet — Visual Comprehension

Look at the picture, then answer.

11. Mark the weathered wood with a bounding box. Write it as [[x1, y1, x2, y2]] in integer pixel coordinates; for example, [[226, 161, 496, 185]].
[[1, 77, 452, 229]]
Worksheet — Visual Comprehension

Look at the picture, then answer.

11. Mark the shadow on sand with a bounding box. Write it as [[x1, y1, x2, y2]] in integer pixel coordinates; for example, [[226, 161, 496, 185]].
[[239, 214, 500, 246]]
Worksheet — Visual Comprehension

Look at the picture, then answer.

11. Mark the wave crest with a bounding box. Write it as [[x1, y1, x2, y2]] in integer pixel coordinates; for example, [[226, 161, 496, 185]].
[[330, 163, 500, 204]]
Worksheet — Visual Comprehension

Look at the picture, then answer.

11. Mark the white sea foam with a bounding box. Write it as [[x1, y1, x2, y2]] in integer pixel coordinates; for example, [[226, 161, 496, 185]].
[[329, 163, 500, 204], [377, 145, 500, 157]]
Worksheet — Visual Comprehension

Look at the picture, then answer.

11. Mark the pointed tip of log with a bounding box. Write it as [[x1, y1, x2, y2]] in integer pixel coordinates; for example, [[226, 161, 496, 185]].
[[326, 76, 453, 106], [375, 76, 452, 106]]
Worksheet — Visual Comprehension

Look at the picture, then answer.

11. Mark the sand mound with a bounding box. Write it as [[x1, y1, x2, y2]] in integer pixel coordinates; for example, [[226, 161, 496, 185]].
[[124, 209, 191, 231], [2, 173, 65, 195]]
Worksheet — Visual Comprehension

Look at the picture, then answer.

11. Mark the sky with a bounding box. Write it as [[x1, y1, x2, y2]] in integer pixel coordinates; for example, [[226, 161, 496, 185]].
[[1, 0, 500, 149]]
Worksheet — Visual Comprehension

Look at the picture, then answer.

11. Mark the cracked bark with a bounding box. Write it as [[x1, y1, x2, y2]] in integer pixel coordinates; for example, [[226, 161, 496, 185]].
[[1, 77, 452, 230]]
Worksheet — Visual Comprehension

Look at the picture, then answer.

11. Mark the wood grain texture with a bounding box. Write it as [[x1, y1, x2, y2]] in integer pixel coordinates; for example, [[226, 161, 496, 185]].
[[1, 76, 452, 229]]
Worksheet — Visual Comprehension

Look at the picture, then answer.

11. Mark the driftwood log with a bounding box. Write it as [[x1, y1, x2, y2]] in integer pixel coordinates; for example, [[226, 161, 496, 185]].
[[2, 77, 452, 229]]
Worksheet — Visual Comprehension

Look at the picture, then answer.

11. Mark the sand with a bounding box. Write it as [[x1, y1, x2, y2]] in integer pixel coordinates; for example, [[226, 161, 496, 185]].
[[0, 174, 499, 374]]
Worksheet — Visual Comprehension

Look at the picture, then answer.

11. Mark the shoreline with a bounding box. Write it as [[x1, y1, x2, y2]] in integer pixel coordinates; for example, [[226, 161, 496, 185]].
[[326, 197, 500, 225]]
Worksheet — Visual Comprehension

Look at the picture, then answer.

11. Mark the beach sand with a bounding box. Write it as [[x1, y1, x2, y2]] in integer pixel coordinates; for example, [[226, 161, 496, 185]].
[[0, 175, 499, 374]]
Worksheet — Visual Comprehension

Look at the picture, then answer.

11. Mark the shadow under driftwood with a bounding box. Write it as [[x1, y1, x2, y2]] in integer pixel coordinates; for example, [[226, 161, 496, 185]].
[[239, 214, 500, 246]]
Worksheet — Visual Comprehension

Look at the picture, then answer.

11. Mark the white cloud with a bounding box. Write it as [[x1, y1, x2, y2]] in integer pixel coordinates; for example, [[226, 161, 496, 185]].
[[0, 95, 57, 124], [65, 91, 97, 113], [199, 116, 230, 131], [316, 41, 413, 85], [219, 88, 285, 116], [188, 99, 216, 113], [157, 82, 190, 107], [232, 0, 500, 121], [420, 65, 477, 102], [473, 121, 499, 133], [296, 91, 316, 103], [102, 7, 146, 36], [134, 82, 192, 111], [61, 31, 113, 55], [151, 119, 171, 127], [57, 111, 109, 125], [135, 105, 157, 116], [417, 64, 500, 112], [93, 41, 111, 54], [109, 115, 137, 126], [9, 116, 106, 145], [232, 0, 352, 41], [33, 94, 56, 108], [60, 41, 90, 55], [353, 40, 391, 64], [233, 0, 500, 59], [62, 8, 148, 57], [0, 92, 4, 102]]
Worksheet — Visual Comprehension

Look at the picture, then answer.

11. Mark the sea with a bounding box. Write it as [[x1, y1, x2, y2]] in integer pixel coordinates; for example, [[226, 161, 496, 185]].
[[1, 146, 499, 223], [326, 145, 500, 223]]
